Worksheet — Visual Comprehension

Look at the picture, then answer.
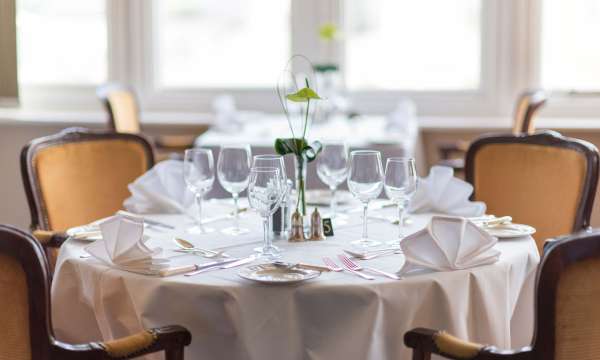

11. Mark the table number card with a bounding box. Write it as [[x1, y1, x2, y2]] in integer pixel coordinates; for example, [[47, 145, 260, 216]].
[[322, 218, 334, 237]]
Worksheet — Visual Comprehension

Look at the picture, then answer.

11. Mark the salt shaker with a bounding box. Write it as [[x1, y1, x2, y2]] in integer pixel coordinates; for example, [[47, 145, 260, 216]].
[[288, 210, 306, 242], [308, 208, 326, 241]]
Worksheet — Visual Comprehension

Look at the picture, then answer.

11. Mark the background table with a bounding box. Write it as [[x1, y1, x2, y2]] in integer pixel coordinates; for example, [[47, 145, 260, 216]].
[[196, 116, 422, 199], [51, 201, 539, 360]]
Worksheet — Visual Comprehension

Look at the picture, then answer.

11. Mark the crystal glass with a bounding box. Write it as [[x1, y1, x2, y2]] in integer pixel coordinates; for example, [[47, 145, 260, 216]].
[[317, 143, 349, 219], [347, 150, 384, 247], [217, 145, 252, 235], [248, 167, 284, 259], [253, 155, 290, 238], [384, 158, 418, 245], [184, 148, 215, 234]]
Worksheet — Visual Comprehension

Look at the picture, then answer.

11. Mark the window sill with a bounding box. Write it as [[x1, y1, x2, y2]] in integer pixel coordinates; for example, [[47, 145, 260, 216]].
[[0, 108, 599, 131]]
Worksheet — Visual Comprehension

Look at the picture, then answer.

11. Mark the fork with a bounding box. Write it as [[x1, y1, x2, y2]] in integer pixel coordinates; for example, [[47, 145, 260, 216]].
[[322, 257, 344, 272], [328, 256, 374, 280], [338, 254, 401, 280]]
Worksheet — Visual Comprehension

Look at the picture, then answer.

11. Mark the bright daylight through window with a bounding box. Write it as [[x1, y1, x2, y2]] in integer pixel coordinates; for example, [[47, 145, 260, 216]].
[[540, 0, 600, 91], [16, 0, 107, 85], [344, 0, 481, 91], [157, 0, 291, 89]]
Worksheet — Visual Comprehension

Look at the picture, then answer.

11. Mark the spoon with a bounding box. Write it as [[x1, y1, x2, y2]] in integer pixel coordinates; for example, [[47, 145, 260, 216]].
[[174, 238, 230, 258]]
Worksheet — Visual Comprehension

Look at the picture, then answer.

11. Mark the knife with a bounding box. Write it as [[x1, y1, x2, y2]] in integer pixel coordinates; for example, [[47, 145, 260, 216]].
[[184, 255, 256, 276], [117, 210, 176, 230]]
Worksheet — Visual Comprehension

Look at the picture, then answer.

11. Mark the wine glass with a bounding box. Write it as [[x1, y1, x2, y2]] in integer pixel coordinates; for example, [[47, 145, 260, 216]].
[[347, 150, 384, 247], [384, 158, 418, 245], [184, 148, 215, 234], [248, 167, 284, 259], [217, 145, 252, 235], [317, 143, 349, 219], [252, 155, 290, 237]]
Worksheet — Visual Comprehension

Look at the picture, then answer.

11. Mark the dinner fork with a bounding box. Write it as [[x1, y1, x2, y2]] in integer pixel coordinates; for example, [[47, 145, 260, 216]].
[[338, 254, 401, 280], [326, 256, 374, 280]]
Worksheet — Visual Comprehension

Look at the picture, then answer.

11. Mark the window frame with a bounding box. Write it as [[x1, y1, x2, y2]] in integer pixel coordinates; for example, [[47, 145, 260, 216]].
[[15, 0, 600, 117]]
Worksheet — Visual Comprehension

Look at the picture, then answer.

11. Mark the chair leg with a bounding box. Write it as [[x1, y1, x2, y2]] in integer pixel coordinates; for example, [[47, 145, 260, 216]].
[[412, 349, 431, 360], [165, 346, 184, 360]]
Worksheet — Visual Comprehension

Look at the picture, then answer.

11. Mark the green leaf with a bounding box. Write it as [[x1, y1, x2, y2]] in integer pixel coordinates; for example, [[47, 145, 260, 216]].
[[285, 87, 322, 103], [274, 138, 322, 163]]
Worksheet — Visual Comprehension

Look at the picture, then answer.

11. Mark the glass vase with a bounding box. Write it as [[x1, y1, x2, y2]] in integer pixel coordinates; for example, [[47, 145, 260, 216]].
[[294, 155, 308, 216]]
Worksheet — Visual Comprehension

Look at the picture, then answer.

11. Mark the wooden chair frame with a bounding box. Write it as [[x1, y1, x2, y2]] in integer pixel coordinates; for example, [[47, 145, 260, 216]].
[[0, 224, 190, 360], [405, 230, 600, 359], [465, 130, 599, 236]]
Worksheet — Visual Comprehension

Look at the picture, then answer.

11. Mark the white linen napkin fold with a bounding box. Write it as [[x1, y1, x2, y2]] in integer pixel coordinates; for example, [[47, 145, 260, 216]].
[[85, 214, 169, 275], [124, 160, 193, 214], [398, 216, 500, 275], [409, 166, 486, 217]]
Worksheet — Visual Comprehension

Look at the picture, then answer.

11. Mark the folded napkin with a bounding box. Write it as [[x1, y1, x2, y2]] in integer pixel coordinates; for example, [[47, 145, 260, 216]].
[[398, 216, 500, 275], [124, 160, 193, 214], [409, 166, 486, 217], [85, 214, 169, 275]]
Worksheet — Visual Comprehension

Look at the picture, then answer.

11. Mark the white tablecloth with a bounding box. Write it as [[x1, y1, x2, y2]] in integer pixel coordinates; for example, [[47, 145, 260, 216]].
[[51, 201, 539, 360]]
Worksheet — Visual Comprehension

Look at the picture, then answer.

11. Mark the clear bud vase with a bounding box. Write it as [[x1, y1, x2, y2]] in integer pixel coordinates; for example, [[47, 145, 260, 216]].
[[294, 155, 308, 216]]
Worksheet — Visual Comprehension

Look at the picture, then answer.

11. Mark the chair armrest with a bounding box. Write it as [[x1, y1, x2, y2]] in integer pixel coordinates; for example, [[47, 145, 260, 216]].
[[51, 325, 191, 360], [404, 328, 532, 360], [32, 230, 69, 248]]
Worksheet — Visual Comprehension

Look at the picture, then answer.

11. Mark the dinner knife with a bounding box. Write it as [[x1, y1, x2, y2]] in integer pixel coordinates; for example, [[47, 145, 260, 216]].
[[184, 255, 256, 276]]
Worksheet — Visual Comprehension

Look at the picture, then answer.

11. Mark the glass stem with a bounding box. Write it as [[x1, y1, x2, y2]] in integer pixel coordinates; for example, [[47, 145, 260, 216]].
[[398, 203, 405, 239], [195, 194, 205, 232], [362, 201, 369, 240], [232, 193, 239, 231], [330, 186, 337, 218], [262, 216, 271, 252]]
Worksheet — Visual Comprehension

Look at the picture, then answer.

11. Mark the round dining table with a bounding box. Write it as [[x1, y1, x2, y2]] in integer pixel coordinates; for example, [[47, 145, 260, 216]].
[[51, 199, 540, 360]]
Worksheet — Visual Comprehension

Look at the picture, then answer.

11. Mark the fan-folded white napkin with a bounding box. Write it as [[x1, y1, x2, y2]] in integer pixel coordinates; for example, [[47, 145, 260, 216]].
[[409, 166, 486, 217], [85, 214, 169, 275], [124, 160, 193, 214], [398, 216, 500, 275]]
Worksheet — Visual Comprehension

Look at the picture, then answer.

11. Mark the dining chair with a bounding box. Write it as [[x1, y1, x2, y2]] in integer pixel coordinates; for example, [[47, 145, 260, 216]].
[[438, 90, 547, 174], [21, 128, 154, 271], [0, 223, 191, 360], [465, 130, 599, 253], [405, 229, 600, 360], [96, 83, 208, 158]]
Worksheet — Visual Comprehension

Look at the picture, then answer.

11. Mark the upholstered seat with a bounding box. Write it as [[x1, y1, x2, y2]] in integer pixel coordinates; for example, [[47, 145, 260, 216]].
[[0, 224, 191, 359], [465, 131, 599, 253], [21, 128, 154, 271], [405, 229, 600, 360]]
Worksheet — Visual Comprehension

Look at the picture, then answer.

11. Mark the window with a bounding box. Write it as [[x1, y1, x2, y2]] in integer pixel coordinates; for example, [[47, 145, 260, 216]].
[[16, 0, 107, 85], [344, 0, 482, 91], [540, 0, 600, 91], [156, 0, 291, 89]]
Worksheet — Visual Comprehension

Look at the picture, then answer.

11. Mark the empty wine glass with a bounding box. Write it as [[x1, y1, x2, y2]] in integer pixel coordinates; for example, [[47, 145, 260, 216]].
[[253, 155, 290, 238], [317, 143, 349, 219], [347, 150, 384, 247], [384, 158, 418, 245], [184, 148, 215, 234], [217, 145, 252, 235], [248, 167, 284, 259]]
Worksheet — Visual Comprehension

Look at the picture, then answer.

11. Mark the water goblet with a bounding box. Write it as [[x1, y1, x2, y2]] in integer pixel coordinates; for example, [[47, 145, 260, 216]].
[[248, 167, 284, 259], [184, 148, 215, 234], [384, 158, 418, 245], [347, 150, 384, 247], [317, 143, 349, 219], [217, 145, 252, 235]]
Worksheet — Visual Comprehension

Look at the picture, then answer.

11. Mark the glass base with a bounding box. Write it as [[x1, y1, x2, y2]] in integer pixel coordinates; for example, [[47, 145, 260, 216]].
[[386, 238, 403, 246], [351, 238, 381, 248], [186, 225, 215, 234], [254, 245, 282, 260], [221, 226, 250, 236]]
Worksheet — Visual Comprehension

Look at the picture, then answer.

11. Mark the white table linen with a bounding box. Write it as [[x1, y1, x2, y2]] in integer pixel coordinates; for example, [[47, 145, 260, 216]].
[[51, 200, 539, 360]]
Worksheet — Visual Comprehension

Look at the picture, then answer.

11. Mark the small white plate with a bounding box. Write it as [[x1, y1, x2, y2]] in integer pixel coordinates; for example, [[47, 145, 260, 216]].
[[238, 264, 321, 284], [306, 190, 354, 206], [484, 223, 536, 239]]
